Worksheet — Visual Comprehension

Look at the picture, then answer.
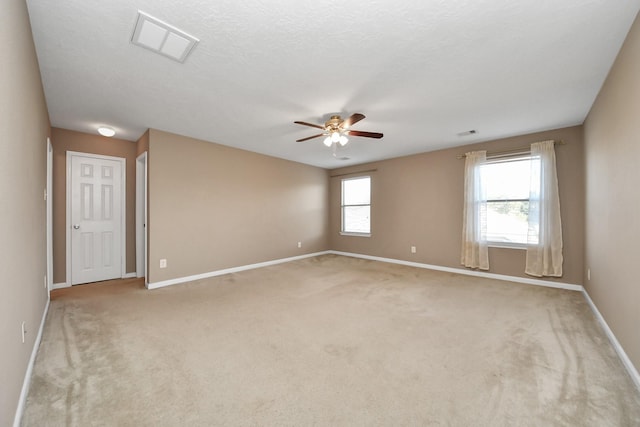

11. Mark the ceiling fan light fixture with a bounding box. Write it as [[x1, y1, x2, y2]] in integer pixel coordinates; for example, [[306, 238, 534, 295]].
[[339, 135, 349, 146], [331, 131, 340, 143], [323, 137, 332, 147]]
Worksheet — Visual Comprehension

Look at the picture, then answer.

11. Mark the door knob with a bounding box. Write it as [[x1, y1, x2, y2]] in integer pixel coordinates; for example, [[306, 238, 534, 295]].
[[73, 224, 80, 229]]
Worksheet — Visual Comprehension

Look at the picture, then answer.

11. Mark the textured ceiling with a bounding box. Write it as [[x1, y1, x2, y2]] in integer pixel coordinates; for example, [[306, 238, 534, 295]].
[[26, 0, 640, 168]]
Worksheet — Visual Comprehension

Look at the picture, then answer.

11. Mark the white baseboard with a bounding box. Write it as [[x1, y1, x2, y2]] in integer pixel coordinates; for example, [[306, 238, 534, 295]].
[[13, 296, 50, 427], [582, 289, 640, 391], [147, 251, 331, 290], [52, 273, 136, 289], [147, 250, 582, 292], [329, 251, 583, 291]]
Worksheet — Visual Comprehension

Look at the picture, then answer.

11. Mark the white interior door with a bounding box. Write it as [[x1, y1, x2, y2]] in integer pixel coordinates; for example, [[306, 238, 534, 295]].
[[69, 153, 124, 285]]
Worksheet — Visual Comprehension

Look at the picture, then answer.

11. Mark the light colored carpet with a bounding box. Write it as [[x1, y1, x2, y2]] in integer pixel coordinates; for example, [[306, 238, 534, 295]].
[[22, 254, 640, 426]]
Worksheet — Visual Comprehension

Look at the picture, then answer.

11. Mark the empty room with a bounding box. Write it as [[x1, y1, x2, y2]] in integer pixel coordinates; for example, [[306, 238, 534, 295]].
[[3, 0, 640, 425]]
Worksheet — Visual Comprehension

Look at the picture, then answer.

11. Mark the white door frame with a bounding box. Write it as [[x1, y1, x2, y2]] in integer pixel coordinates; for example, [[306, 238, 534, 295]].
[[136, 152, 148, 284], [66, 151, 126, 285], [46, 138, 53, 293]]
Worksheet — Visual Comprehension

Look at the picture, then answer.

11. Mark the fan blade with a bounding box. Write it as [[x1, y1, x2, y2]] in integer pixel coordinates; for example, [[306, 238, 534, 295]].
[[296, 133, 325, 142], [347, 130, 383, 139], [341, 113, 365, 129], [294, 121, 326, 130]]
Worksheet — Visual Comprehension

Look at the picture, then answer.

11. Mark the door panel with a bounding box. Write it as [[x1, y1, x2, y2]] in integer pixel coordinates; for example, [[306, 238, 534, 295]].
[[70, 154, 123, 285]]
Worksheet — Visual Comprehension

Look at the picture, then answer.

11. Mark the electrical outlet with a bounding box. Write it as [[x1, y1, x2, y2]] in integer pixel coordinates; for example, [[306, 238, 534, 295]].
[[411, 246, 417, 254], [297, 241, 302, 248], [21, 321, 26, 344], [160, 259, 167, 268]]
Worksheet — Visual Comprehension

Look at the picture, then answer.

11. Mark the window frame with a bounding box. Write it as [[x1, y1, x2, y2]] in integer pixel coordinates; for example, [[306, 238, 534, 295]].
[[340, 176, 371, 237], [482, 155, 535, 249]]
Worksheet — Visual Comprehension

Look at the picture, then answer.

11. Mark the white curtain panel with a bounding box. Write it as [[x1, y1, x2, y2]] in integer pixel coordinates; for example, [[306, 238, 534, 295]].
[[461, 150, 489, 270], [525, 141, 563, 277]]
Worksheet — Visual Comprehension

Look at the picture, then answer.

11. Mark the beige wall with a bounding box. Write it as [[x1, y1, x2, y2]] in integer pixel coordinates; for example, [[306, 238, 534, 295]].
[[330, 126, 585, 285], [0, 0, 50, 424], [584, 13, 640, 371], [136, 129, 149, 156], [51, 128, 138, 283], [147, 129, 330, 284]]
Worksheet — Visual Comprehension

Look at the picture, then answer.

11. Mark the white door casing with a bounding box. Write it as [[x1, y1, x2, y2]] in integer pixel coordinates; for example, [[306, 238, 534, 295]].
[[46, 138, 53, 292], [67, 152, 126, 285], [136, 152, 147, 283]]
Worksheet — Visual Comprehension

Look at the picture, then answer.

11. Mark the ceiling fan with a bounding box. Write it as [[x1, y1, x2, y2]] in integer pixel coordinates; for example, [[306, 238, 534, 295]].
[[294, 113, 383, 147]]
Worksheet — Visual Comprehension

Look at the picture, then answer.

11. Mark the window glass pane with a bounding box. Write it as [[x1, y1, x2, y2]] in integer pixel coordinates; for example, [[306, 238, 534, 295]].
[[343, 177, 370, 205], [486, 201, 530, 244], [482, 158, 531, 200], [343, 206, 370, 233], [481, 156, 539, 245]]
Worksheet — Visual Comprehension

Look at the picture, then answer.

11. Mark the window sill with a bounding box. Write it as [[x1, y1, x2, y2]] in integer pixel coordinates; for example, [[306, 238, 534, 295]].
[[340, 232, 371, 238], [488, 242, 526, 250]]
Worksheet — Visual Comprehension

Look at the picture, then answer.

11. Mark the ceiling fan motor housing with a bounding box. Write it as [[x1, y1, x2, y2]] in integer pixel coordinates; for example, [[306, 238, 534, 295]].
[[326, 115, 343, 131]]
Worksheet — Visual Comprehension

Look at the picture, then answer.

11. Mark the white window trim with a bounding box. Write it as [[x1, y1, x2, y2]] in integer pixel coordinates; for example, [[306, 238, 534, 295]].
[[488, 242, 526, 250], [340, 231, 372, 237], [341, 176, 371, 235], [483, 154, 534, 247]]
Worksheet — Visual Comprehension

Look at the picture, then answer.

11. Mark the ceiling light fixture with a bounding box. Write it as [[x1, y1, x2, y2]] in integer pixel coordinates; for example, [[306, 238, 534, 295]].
[[323, 133, 348, 147], [97, 126, 116, 137]]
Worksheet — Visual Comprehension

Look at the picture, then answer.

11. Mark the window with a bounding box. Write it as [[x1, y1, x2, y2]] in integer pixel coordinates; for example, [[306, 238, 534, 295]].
[[341, 176, 371, 235], [481, 156, 538, 246]]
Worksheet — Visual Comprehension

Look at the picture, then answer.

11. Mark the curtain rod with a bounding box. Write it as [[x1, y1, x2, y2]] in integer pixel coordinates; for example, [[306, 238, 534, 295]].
[[330, 168, 377, 178], [456, 140, 565, 160]]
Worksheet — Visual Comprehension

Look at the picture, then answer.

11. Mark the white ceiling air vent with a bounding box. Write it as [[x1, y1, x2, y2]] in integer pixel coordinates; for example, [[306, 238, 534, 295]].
[[131, 11, 199, 63]]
